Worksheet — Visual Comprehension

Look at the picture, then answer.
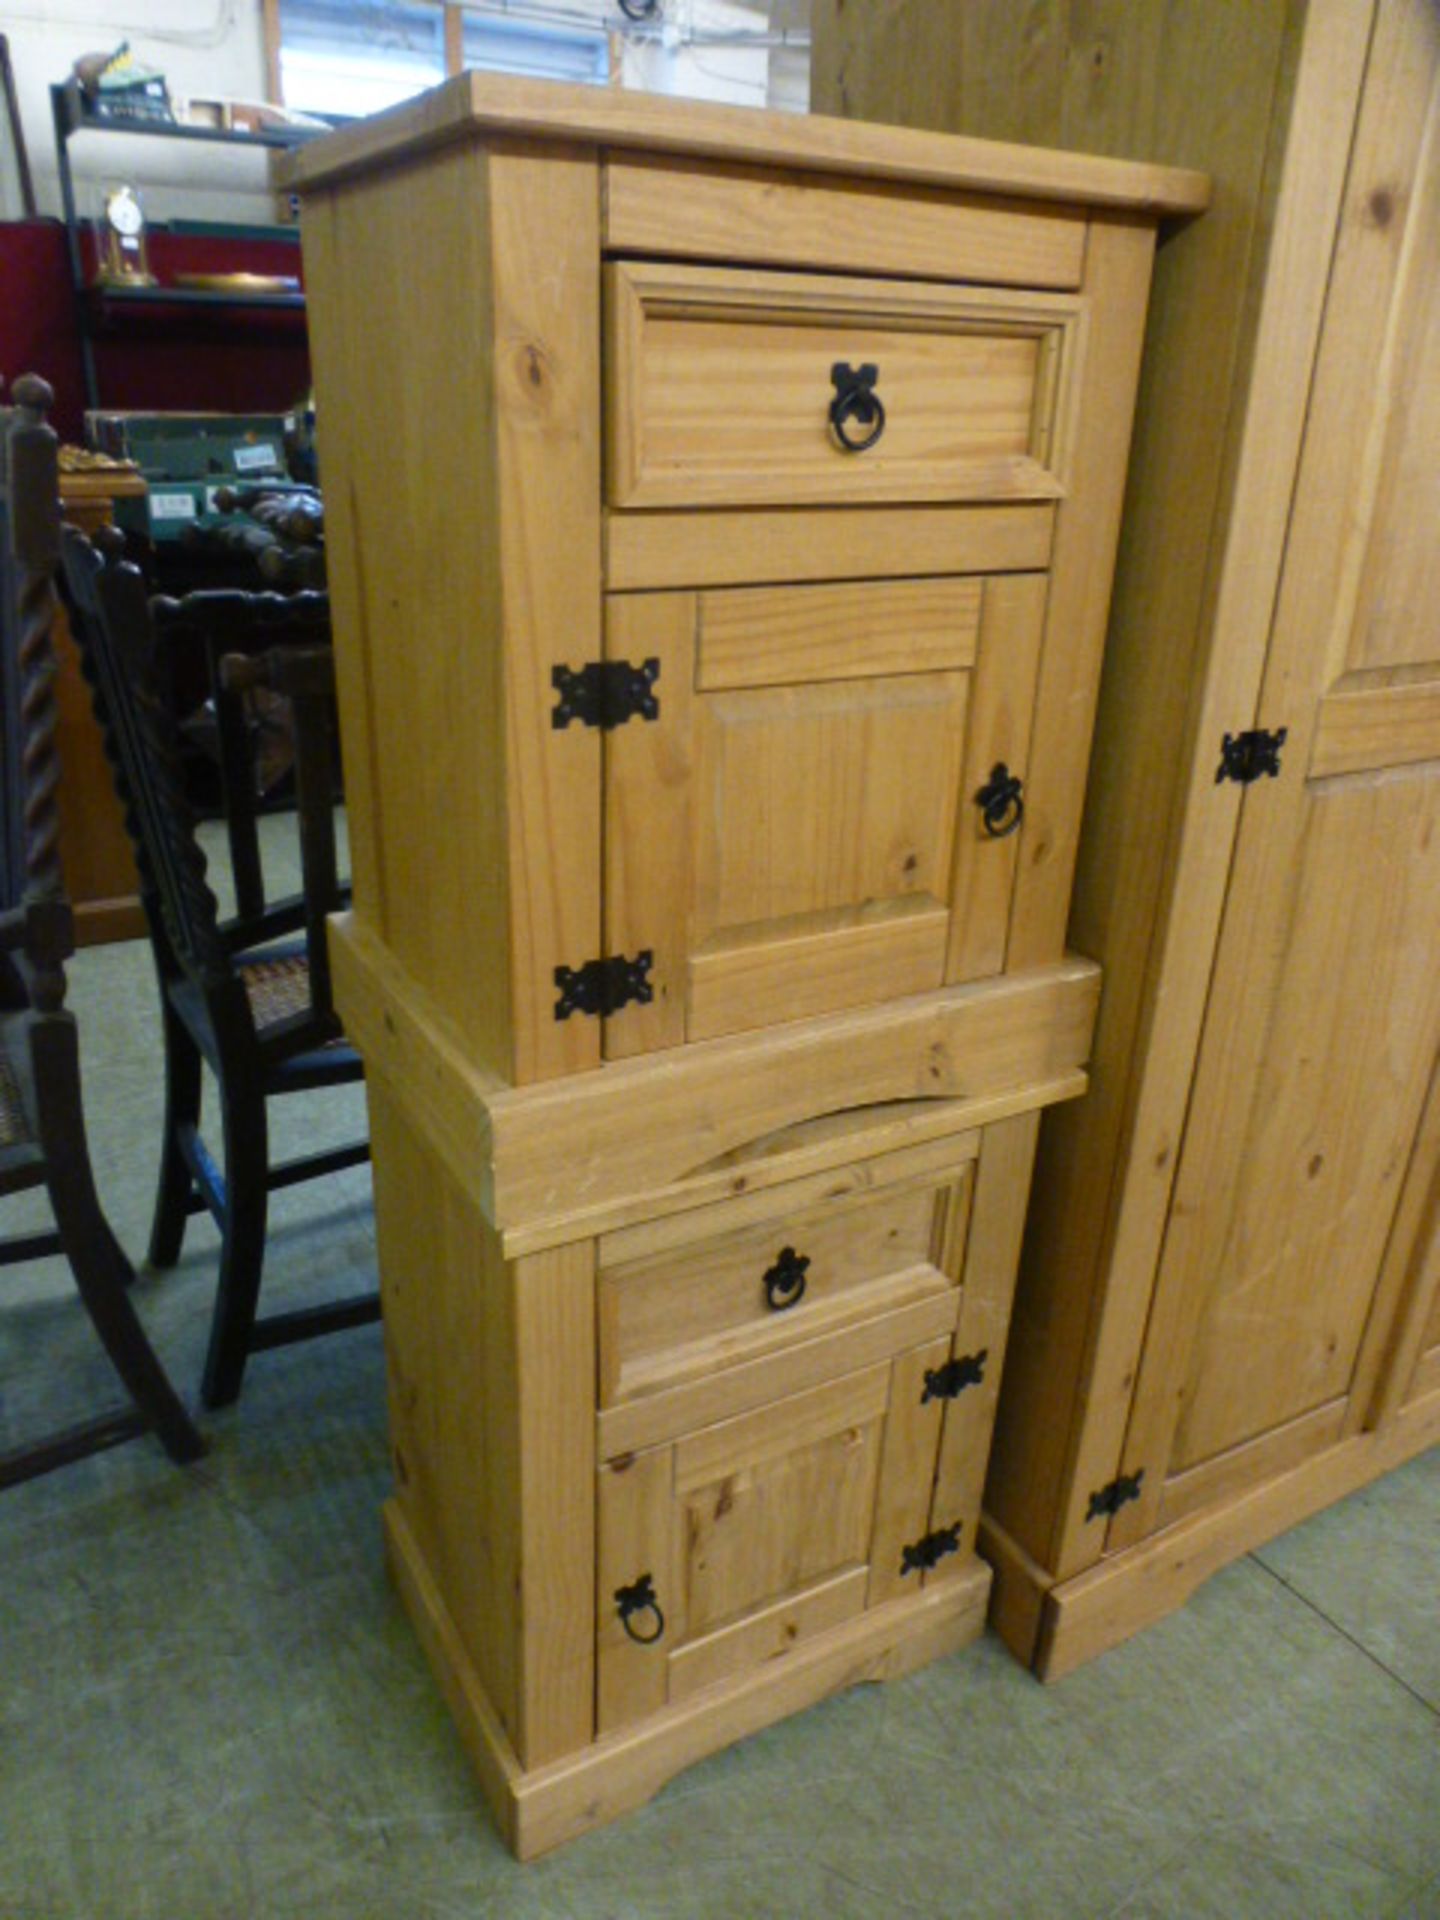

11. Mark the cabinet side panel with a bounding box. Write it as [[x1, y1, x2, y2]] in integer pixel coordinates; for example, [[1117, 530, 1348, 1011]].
[[370, 1079, 596, 1768], [369, 1077, 522, 1750], [510, 1238, 597, 1763], [301, 147, 513, 1078]]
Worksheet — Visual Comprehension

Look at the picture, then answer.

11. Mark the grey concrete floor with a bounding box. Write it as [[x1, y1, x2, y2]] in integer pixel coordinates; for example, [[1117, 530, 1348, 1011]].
[[1, 817, 1437, 1919]]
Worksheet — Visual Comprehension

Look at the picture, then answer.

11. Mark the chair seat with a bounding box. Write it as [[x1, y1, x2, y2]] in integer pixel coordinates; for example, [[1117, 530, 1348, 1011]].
[[240, 948, 315, 1033], [0, 1046, 32, 1151]]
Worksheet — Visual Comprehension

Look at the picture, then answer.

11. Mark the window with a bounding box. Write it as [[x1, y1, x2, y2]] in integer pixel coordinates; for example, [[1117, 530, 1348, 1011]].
[[276, 1, 608, 119]]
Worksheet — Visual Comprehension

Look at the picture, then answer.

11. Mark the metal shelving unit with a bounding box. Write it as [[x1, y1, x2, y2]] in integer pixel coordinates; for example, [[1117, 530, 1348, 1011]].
[[50, 80, 326, 409]]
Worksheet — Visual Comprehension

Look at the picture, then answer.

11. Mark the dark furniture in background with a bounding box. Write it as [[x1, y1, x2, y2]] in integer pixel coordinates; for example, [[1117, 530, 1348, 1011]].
[[60, 529, 373, 1407], [50, 79, 323, 413], [1, 373, 201, 1486], [0, 223, 313, 450]]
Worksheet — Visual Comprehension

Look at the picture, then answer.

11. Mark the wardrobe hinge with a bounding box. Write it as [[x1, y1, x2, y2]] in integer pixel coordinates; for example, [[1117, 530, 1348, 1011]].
[[551, 657, 660, 730], [1086, 1470, 1145, 1521], [554, 950, 653, 1021], [1215, 726, 1287, 785], [900, 1521, 963, 1576], [921, 1349, 988, 1403]]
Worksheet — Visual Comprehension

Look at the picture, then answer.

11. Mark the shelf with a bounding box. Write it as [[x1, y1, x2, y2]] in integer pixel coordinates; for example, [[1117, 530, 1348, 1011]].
[[86, 285, 306, 312], [52, 79, 330, 151], [51, 79, 324, 408]]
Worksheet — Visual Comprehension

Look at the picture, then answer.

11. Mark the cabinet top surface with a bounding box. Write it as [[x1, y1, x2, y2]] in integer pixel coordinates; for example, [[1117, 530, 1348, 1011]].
[[285, 71, 1208, 216]]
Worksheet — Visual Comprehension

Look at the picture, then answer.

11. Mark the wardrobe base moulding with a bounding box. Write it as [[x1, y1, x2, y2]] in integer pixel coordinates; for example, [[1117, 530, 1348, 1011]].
[[980, 1386, 1440, 1681]]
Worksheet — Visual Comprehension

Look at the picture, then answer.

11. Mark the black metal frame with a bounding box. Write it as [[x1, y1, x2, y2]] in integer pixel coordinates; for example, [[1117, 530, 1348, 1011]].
[[48, 79, 323, 412], [0, 36, 36, 219]]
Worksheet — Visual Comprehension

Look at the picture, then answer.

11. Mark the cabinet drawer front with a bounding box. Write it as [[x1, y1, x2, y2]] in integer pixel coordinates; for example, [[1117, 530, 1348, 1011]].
[[599, 1181, 946, 1407], [606, 261, 1081, 510]]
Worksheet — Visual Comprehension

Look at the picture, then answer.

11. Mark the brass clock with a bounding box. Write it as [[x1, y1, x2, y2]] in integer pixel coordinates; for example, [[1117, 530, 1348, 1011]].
[[96, 183, 156, 286]]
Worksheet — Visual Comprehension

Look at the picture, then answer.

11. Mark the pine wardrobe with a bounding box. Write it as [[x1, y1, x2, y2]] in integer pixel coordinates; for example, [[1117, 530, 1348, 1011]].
[[815, 0, 1440, 1677]]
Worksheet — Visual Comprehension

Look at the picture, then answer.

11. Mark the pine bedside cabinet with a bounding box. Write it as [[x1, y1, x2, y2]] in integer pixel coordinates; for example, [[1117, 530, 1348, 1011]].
[[288, 76, 1205, 1858]]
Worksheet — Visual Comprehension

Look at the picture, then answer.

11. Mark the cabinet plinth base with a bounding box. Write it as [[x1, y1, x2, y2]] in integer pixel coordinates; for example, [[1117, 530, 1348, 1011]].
[[385, 1495, 992, 1860], [980, 1387, 1440, 1682]]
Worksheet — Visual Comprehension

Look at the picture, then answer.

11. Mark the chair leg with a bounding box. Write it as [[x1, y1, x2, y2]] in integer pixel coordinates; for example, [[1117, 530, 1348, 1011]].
[[200, 1077, 269, 1409], [149, 995, 201, 1269], [35, 1026, 204, 1467]]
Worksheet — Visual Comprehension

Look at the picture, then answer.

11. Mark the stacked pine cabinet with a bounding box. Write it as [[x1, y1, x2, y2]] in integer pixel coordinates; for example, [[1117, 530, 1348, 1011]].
[[815, 0, 1440, 1677], [290, 79, 1203, 1855]]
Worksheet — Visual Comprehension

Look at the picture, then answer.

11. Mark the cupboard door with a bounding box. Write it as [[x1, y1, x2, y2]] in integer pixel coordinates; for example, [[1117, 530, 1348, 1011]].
[[602, 572, 1046, 1056], [596, 1346, 954, 1732], [1111, 0, 1440, 1547]]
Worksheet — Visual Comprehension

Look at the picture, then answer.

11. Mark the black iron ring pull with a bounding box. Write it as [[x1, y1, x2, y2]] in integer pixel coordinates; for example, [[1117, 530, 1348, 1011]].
[[829, 361, 886, 452], [615, 1573, 665, 1645], [762, 1246, 811, 1312], [975, 763, 1025, 839]]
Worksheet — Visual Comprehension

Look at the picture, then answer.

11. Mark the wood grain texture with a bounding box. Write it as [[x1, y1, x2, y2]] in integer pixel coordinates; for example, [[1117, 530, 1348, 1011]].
[[369, 1081, 523, 1747], [508, 1238, 596, 1763], [302, 140, 604, 1086], [604, 502, 1055, 591], [595, 1131, 979, 1267], [1045, 0, 1377, 1578], [598, 1181, 942, 1406], [667, 1566, 869, 1703], [287, 69, 1209, 212], [1109, 0, 1440, 1552], [605, 155, 1088, 286], [488, 144, 605, 1083], [866, 1336, 953, 1606], [597, 1287, 962, 1459], [855, 0, 1379, 1591], [386, 1485, 990, 1857], [1310, 670, 1440, 778], [1005, 214, 1155, 971], [946, 573, 1048, 983], [606, 261, 1077, 511], [1364, 1050, 1440, 1427], [930, 1112, 1042, 1560], [483, 957, 1100, 1230], [368, 1084, 595, 1769], [696, 577, 982, 691], [335, 906, 1086, 1254], [601, 590, 694, 1060], [509, 1563, 991, 1857], [596, 1444, 672, 1734], [1035, 1389, 1440, 1682], [687, 904, 951, 1043]]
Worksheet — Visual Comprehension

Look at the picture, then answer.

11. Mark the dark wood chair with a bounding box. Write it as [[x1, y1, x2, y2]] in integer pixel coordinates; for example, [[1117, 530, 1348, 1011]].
[[1, 373, 202, 1486], [59, 492, 375, 1410]]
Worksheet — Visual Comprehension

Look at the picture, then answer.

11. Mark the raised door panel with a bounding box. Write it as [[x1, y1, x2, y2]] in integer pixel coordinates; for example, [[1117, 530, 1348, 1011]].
[[596, 1348, 953, 1732], [1110, 0, 1440, 1548], [602, 574, 1046, 1056]]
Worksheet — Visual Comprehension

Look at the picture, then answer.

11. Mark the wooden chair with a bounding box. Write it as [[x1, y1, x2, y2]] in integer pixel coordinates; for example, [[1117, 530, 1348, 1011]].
[[1, 373, 202, 1486], [59, 500, 375, 1410]]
